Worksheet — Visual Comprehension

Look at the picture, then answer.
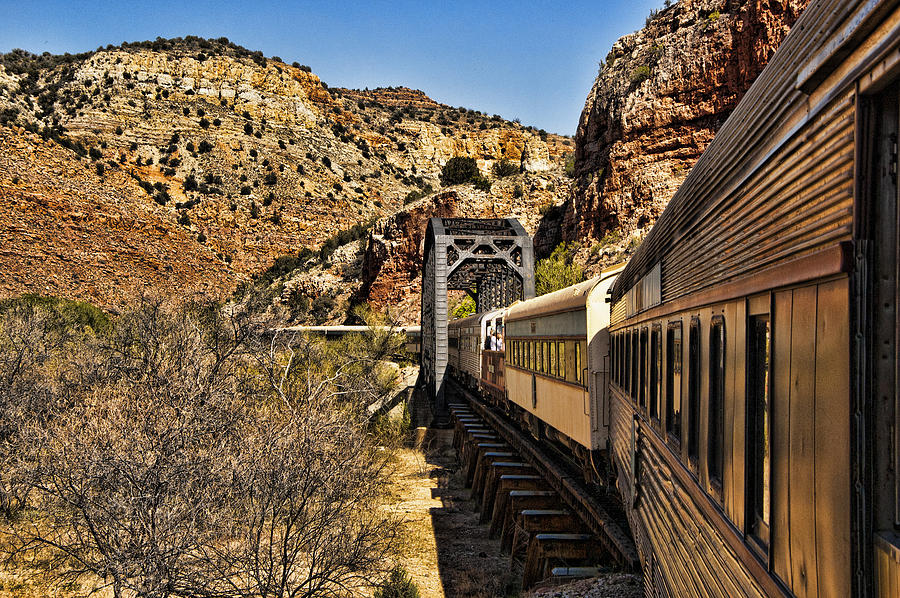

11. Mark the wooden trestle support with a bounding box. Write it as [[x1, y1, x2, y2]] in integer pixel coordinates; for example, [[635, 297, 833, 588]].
[[448, 385, 639, 590]]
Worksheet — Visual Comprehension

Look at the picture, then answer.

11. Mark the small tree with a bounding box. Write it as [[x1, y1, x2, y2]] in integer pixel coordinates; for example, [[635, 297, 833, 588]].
[[440, 156, 478, 186], [535, 243, 584, 296], [375, 566, 421, 598], [491, 159, 518, 178]]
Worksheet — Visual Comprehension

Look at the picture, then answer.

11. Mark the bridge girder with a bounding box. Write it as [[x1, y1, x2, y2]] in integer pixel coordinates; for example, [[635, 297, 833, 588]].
[[420, 218, 534, 424]]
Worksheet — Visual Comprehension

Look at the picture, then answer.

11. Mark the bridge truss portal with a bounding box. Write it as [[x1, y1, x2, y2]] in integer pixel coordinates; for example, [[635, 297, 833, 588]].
[[420, 218, 534, 423]]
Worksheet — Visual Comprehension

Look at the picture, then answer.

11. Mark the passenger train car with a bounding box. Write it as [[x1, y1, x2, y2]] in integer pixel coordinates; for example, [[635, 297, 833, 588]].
[[446, 1, 900, 595], [448, 266, 623, 477], [605, 0, 900, 596]]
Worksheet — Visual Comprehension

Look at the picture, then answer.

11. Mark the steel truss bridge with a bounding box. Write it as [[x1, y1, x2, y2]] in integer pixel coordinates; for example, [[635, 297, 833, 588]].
[[420, 218, 535, 423]]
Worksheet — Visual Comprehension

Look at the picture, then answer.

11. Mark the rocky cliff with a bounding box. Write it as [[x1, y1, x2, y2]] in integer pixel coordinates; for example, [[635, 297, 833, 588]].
[[0, 37, 570, 310], [562, 0, 809, 266]]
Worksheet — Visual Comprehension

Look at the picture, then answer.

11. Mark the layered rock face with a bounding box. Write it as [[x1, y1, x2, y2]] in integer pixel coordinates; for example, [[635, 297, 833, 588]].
[[565, 0, 809, 249], [0, 38, 571, 309]]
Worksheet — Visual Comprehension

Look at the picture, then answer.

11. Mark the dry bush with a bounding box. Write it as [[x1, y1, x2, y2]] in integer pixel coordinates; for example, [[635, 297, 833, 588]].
[[0, 296, 405, 598]]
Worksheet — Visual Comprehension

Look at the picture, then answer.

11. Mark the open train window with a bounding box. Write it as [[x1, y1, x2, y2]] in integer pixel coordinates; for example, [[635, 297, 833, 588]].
[[708, 315, 726, 492], [650, 325, 661, 423], [687, 317, 701, 469], [746, 314, 771, 556], [666, 322, 683, 449], [639, 328, 648, 410]]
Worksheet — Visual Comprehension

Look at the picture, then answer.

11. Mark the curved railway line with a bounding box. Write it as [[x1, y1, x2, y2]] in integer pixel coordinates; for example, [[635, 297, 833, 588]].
[[446, 378, 639, 589]]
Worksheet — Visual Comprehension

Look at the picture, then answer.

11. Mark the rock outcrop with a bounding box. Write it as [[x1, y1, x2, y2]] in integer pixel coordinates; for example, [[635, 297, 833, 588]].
[[564, 0, 809, 254]]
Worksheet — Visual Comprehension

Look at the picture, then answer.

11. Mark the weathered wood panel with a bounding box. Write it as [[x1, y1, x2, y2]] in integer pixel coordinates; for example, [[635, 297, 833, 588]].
[[789, 285, 819, 598], [814, 279, 851, 597], [772, 290, 794, 587]]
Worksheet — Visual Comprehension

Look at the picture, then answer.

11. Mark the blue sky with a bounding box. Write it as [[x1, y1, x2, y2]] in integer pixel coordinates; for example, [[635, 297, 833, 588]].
[[0, 0, 663, 135]]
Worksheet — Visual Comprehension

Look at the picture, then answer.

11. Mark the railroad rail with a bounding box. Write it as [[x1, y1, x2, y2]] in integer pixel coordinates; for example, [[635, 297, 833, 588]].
[[446, 378, 639, 588]]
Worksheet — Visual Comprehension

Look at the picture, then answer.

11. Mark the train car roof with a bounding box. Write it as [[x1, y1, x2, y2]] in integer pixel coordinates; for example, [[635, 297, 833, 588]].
[[609, 0, 884, 304], [448, 308, 504, 329], [507, 263, 624, 322]]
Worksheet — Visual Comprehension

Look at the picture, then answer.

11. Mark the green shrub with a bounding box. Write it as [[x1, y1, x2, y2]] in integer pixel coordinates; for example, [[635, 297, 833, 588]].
[[491, 159, 518, 178], [452, 295, 476, 319], [535, 243, 584, 296], [631, 65, 651, 85], [473, 174, 492, 192], [440, 156, 478, 186], [375, 566, 420, 598], [564, 153, 576, 178], [0, 294, 110, 334]]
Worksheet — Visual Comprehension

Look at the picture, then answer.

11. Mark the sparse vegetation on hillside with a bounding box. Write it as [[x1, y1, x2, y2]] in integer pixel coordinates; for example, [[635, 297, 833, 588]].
[[0, 36, 572, 319]]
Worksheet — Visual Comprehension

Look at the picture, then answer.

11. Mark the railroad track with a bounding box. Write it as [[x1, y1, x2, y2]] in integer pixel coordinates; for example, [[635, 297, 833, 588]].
[[446, 379, 640, 589]]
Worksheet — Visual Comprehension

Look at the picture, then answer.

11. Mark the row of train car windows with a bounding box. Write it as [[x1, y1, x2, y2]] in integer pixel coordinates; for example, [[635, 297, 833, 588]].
[[610, 314, 772, 554], [507, 339, 587, 386]]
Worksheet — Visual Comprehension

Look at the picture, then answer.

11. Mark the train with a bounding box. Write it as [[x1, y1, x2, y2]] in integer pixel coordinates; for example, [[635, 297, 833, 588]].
[[445, 0, 900, 595]]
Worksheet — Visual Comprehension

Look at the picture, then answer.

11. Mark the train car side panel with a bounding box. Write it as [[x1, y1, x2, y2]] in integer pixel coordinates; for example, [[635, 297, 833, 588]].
[[813, 279, 851, 597]]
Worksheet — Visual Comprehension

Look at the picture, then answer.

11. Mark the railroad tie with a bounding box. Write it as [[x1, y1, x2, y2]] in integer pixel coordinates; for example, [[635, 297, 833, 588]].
[[488, 475, 547, 539], [521, 532, 597, 590], [479, 462, 535, 523], [500, 490, 562, 553], [465, 442, 509, 485], [472, 452, 518, 499], [452, 419, 486, 452], [455, 422, 491, 459], [459, 429, 497, 468], [511, 510, 577, 564]]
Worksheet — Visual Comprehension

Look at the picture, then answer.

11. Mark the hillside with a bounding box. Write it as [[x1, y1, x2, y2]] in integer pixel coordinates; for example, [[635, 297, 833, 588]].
[[0, 37, 571, 311]]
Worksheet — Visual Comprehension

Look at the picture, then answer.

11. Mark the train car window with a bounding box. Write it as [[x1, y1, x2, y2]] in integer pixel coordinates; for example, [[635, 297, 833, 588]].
[[666, 322, 683, 449], [624, 333, 631, 393], [708, 315, 726, 490], [746, 315, 771, 554], [546, 341, 552, 374], [558, 342, 566, 379], [538, 341, 547, 374], [688, 317, 701, 468], [550, 342, 557, 377], [613, 335, 618, 385], [578, 341, 589, 387], [573, 342, 579, 383], [650, 325, 661, 422], [526, 341, 531, 370], [631, 331, 639, 401], [639, 328, 648, 410]]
